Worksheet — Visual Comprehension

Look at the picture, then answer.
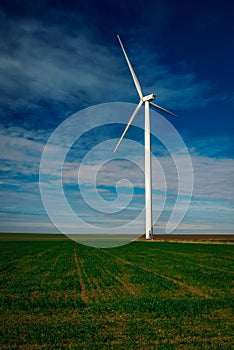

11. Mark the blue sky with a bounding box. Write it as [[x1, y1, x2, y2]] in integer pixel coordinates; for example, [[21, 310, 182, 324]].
[[0, 0, 233, 236]]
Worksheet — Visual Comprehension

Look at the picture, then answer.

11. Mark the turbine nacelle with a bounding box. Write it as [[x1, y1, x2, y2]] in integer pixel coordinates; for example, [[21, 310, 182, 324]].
[[142, 94, 156, 102]]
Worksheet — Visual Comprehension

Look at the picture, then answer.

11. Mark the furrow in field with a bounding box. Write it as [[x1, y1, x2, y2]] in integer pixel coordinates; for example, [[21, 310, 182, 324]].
[[8, 249, 52, 274], [91, 277, 107, 302], [104, 251, 210, 298], [194, 262, 234, 274], [64, 260, 75, 304], [17, 248, 52, 262], [159, 273, 210, 298], [149, 247, 233, 271], [39, 253, 63, 287], [102, 265, 138, 296], [73, 244, 89, 305], [79, 258, 99, 303]]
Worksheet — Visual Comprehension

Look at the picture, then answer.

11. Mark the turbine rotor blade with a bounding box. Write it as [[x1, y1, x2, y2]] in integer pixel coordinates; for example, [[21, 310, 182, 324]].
[[117, 35, 143, 99], [114, 101, 143, 153], [150, 102, 176, 116]]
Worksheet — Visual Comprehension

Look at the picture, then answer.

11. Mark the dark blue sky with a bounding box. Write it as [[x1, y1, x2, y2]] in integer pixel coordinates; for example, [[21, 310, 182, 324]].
[[0, 0, 233, 235]]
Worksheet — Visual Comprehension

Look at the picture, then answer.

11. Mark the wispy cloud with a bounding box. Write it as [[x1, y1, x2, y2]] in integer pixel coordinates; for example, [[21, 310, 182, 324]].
[[189, 136, 234, 158], [1, 125, 234, 201], [191, 155, 234, 201], [0, 10, 217, 127], [0, 122, 233, 233], [0, 14, 123, 116], [129, 47, 215, 110]]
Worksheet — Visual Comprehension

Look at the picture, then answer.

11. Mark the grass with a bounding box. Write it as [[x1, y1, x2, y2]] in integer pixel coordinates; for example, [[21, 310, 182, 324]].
[[0, 234, 233, 349]]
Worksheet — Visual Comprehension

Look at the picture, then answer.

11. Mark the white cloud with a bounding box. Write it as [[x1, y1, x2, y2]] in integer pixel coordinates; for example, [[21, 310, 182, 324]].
[[191, 155, 234, 200], [0, 134, 43, 163], [1, 125, 233, 203], [0, 117, 233, 234], [0, 13, 216, 115]]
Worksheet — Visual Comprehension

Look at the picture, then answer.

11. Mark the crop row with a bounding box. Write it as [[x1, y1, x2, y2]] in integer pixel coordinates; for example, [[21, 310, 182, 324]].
[[0, 238, 233, 349]]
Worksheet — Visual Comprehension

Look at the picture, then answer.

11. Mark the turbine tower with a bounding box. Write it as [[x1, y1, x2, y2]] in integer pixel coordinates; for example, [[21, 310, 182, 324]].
[[114, 35, 175, 240]]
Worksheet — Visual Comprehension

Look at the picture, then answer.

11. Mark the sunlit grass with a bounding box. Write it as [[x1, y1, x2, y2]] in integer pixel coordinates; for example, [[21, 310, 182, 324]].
[[0, 234, 233, 349]]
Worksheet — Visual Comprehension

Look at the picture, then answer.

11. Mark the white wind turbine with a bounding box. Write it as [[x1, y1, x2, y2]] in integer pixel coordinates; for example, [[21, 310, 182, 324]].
[[114, 35, 175, 239]]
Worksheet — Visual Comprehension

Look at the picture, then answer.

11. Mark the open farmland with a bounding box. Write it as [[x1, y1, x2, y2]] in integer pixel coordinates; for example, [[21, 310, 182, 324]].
[[0, 234, 233, 349]]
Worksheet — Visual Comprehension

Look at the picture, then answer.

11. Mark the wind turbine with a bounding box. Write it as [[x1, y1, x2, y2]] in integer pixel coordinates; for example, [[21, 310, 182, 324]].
[[114, 35, 175, 240]]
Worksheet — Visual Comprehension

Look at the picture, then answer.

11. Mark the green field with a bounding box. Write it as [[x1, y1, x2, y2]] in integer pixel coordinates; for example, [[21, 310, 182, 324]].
[[0, 235, 233, 349]]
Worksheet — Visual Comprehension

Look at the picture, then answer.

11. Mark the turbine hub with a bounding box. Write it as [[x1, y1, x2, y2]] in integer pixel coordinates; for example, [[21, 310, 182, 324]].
[[142, 93, 156, 102]]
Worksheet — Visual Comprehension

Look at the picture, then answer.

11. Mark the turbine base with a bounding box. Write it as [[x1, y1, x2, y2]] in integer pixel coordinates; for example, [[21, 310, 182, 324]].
[[146, 229, 153, 240]]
